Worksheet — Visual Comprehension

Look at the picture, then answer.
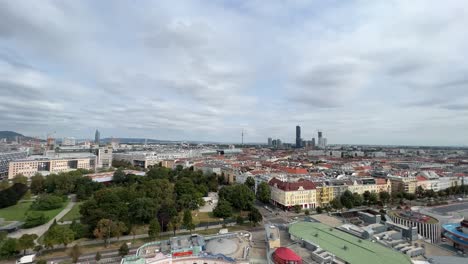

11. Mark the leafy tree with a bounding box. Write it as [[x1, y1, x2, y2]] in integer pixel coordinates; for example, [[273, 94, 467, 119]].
[[75, 177, 103, 201], [363, 191, 371, 203], [129, 198, 158, 224], [70, 220, 86, 239], [43, 225, 75, 248], [0, 238, 17, 258], [213, 200, 233, 218], [31, 194, 64, 210], [16, 234, 38, 254], [148, 219, 161, 239], [293, 205, 302, 214], [182, 210, 195, 232], [248, 207, 262, 226], [369, 192, 379, 205], [244, 177, 255, 191], [113, 169, 126, 184], [80, 188, 129, 231], [219, 184, 255, 210], [416, 186, 425, 198], [168, 215, 181, 236], [23, 212, 48, 228], [316, 206, 323, 214], [93, 219, 127, 246], [340, 190, 354, 209], [256, 182, 271, 203], [119, 243, 129, 256], [352, 193, 363, 206], [13, 174, 28, 185], [379, 191, 390, 204], [0, 183, 28, 208], [0, 180, 10, 191], [30, 174, 45, 194], [174, 178, 204, 210], [331, 197, 343, 210], [68, 244, 81, 263], [95, 252, 102, 262], [44, 172, 82, 195], [304, 209, 310, 215]]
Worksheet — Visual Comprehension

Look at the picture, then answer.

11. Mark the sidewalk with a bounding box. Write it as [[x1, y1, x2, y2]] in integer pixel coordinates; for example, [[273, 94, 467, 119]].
[[8, 195, 77, 239]]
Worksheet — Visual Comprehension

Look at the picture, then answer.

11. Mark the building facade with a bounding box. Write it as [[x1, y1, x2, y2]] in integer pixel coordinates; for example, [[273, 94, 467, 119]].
[[0, 151, 28, 179], [8, 155, 96, 178], [269, 178, 317, 209], [388, 176, 417, 194]]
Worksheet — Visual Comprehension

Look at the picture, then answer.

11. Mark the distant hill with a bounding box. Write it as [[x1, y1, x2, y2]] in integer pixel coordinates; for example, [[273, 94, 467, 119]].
[[100, 137, 222, 144], [0, 131, 24, 140], [0, 131, 38, 142], [101, 137, 179, 144]]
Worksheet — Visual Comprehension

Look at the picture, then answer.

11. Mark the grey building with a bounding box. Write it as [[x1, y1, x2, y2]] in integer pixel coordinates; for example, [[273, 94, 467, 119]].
[[295, 125, 301, 148], [95, 129, 100, 144]]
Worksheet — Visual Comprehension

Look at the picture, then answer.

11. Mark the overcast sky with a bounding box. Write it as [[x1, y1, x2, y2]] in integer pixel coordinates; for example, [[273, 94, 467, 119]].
[[1, 0, 468, 146]]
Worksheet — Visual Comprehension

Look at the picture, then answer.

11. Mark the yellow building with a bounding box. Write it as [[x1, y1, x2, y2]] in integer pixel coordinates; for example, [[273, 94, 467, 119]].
[[316, 185, 334, 207], [269, 178, 318, 209]]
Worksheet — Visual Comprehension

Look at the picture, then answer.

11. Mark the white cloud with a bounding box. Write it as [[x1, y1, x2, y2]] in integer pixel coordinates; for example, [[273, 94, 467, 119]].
[[0, 0, 467, 145]]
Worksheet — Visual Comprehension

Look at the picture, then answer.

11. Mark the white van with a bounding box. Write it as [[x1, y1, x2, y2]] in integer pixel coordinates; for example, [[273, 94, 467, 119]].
[[16, 254, 36, 264]]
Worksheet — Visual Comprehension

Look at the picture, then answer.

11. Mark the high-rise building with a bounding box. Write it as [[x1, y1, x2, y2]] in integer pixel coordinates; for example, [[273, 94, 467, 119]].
[[268, 137, 272, 146], [95, 129, 100, 145], [317, 130, 327, 149], [311, 138, 316, 148], [295, 125, 301, 148]]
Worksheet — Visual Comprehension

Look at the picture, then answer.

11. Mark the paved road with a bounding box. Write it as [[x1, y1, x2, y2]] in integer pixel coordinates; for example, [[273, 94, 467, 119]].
[[46, 247, 138, 264], [429, 202, 468, 215], [8, 195, 76, 239]]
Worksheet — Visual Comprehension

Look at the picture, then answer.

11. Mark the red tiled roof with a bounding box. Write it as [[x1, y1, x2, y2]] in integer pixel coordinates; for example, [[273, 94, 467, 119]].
[[279, 167, 308, 174], [416, 175, 427, 182], [269, 177, 316, 191], [375, 178, 387, 185]]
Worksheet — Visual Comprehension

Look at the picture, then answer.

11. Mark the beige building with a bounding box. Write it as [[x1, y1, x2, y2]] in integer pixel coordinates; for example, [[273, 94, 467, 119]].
[[347, 178, 392, 195], [388, 176, 417, 194], [8, 155, 96, 179], [269, 178, 318, 209]]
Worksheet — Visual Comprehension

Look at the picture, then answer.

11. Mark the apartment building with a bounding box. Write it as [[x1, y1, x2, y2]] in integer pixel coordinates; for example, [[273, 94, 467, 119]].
[[348, 178, 392, 194], [269, 178, 317, 209], [388, 176, 417, 194]]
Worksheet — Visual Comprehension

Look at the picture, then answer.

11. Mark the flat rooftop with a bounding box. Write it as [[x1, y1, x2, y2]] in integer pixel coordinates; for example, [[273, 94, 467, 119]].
[[289, 222, 411, 264]]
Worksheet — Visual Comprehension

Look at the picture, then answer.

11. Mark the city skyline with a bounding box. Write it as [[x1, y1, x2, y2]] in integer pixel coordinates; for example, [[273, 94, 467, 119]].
[[2, 1, 468, 146]]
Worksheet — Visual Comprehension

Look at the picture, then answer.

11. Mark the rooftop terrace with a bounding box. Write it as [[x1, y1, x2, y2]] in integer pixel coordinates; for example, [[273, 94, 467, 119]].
[[289, 222, 411, 264]]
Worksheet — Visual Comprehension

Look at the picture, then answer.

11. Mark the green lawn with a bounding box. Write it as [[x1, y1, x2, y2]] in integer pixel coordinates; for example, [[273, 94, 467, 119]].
[[0, 201, 33, 221], [60, 202, 82, 222], [0, 199, 69, 222]]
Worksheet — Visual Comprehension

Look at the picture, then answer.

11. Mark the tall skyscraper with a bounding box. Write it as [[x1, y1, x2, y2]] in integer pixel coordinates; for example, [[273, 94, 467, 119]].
[[95, 129, 100, 145], [296, 125, 301, 148], [268, 137, 272, 146], [311, 138, 316, 148], [317, 130, 327, 149]]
